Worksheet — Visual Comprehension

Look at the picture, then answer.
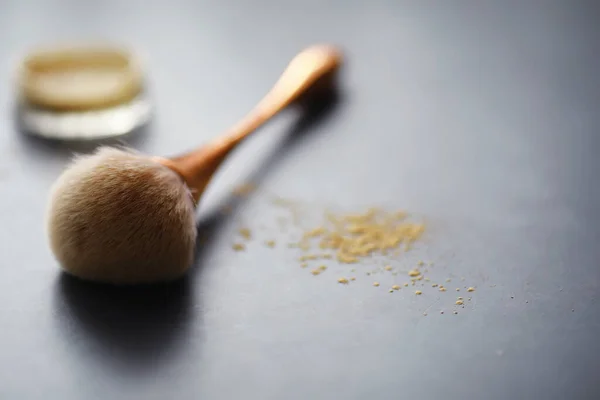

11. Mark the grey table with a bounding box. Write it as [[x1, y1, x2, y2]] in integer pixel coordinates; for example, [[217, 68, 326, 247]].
[[1, 1, 599, 399]]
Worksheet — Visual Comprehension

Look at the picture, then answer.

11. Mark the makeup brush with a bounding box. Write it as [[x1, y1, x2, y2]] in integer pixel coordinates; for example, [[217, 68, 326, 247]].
[[46, 44, 342, 284]]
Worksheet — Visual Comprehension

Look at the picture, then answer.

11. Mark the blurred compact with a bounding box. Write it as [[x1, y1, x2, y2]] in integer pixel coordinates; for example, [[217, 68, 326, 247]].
[[15, 45, 151, 140]]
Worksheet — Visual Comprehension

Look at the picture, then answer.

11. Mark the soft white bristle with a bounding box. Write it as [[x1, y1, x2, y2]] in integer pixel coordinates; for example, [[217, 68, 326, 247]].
[[46, 146, 197, 284]]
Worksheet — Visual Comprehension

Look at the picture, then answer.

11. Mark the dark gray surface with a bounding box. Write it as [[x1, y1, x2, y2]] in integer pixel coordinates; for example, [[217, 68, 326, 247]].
[[1, 1, 599, 399]]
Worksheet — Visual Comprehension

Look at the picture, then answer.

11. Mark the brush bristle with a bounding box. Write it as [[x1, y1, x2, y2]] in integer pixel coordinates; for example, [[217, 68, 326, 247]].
[[46, 146, 197, 284]]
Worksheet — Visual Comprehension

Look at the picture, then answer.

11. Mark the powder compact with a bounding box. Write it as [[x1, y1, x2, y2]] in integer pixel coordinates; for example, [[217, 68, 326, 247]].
[[15, 45, 152, 140]]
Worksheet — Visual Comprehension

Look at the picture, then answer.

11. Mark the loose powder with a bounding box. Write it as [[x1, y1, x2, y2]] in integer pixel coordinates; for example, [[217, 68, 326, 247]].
[[226, 197, 483, 316]]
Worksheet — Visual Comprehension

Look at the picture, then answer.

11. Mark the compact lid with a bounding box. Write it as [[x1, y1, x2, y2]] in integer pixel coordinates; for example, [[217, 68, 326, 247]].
[[18, 45, 143, 111]]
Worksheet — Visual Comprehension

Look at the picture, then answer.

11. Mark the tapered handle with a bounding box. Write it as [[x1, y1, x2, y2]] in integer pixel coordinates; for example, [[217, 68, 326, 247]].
[[164, 44, 342, 203]]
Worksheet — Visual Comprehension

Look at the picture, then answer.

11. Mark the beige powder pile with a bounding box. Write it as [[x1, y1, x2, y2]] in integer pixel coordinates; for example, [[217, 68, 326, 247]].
[[227, 187, 480, 315], [292, 207, 425, 264]]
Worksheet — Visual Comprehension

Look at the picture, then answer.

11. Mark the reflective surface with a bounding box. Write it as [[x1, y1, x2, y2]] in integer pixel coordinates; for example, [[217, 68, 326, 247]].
[[17, 94, 152, 140], [0, 1, 599, 399]]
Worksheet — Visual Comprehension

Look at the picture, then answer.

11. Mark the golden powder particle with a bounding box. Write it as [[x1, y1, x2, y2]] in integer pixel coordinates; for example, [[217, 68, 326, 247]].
[[385, 265, 393, 271], [456, 300, 464, 305], [232, 243, 245, 251], [318, 265, 327, 271], [304, 227, 326, 238], [457, 297, 463, 300], [415, 290, 422, 295], [417, 275, 423, 281], [322, 253, 333, 259], [389, 289, 394, 293], [265, 240, 276, 248], [408, 269, 420, 277], [373, 282, 380, 287], [338, 277, 349, 284], [439, 287, 447, 292], [299, 254, 319, 261], [432, 283, 438, 287], [238, 228, 252, 240], [456, 288, 460, 292], [350, 277, 356, 281], [337, 253, 358, 264], [467, 287, 476, 292], [425, 278, 430, 282], [391, 284, 401, 290], [311, 269, 322, 276], [446, 278, 451, 282], [418, 261, 425, 266], [404, 283, 409, 287]]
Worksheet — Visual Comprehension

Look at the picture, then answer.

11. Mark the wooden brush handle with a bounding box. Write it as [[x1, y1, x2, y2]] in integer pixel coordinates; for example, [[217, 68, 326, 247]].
[[162, 44, 342, 203]]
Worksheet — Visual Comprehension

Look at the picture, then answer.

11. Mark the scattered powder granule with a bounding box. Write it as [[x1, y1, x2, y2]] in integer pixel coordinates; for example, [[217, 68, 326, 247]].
[[311, 269, 322, 276], [415, 290, 422, 295], [453, 311, 458, 315], [456, 300, 464, 305], [304, 227, 326, 238], [404, 283, 409, 287], [418, 261, 425, 266], [338, 277, 349, 284], [446, 278, 451, 282], [373, 282, 380, 287], [239, 228, 252, 240], [467, 287, 476, 292], [391, 285, 401, 290], [439, 287, 447, 292], [337, 253, 358, 263], [350, 277, 356, 281], [385, 265, 393, 271], [408, 269, 420, 277], [265, 240, 276, 248], [318, 265, 327, 271], [457, 297, 463, 300], [432, 283, 438, 288], [232, 243, 245, 251], [456, 288, 460, 292]]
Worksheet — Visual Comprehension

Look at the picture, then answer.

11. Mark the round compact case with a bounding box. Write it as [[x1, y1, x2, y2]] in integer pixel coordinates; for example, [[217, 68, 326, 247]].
[[15, 45, 152, 140]]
